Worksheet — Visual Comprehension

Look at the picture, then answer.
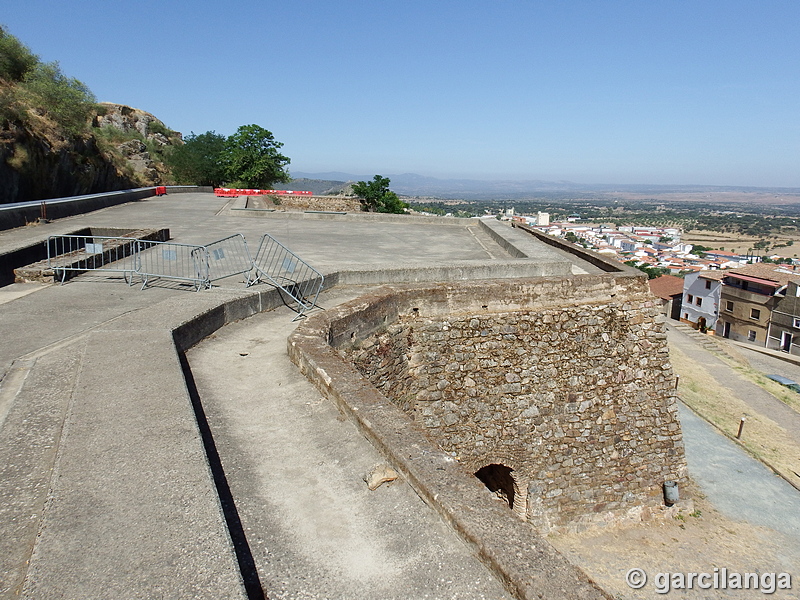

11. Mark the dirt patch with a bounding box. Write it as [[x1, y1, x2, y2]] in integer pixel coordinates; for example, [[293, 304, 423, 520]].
[[549, 480, 800, 599], [681, 229, 800, 258]]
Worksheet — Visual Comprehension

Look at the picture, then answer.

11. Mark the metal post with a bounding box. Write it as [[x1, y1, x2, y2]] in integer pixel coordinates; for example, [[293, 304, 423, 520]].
[[736, 417, 745, 439]]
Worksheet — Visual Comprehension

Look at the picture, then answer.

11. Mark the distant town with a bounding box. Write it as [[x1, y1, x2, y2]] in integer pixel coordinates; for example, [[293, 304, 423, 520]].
[[505, 209, 796, 273], [496, 208, 800, 356]]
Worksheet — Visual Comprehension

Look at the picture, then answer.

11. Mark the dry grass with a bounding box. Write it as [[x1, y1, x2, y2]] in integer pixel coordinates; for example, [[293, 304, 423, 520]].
[[671, 345, 800, 483]]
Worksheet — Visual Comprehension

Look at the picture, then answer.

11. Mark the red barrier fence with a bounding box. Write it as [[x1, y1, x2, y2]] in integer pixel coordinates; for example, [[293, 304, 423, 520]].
[[214, 188, 313, 197]]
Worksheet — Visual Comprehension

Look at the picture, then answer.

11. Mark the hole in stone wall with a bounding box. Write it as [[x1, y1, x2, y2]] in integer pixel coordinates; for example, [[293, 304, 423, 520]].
[[475, 464, 516, 510]]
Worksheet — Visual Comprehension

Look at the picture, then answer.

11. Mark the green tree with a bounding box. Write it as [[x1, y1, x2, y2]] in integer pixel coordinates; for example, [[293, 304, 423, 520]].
[[19, 61, 97, 135], [0, 25, 38, 82], [351, 175, 408, 214], [220, 124, 290, 188], [167, 131, 226, 186]]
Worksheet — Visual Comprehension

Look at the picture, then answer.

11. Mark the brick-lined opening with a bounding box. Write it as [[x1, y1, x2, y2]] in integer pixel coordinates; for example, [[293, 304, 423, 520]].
[[475, 464, 529, 520], [475, 464, 516, 509]]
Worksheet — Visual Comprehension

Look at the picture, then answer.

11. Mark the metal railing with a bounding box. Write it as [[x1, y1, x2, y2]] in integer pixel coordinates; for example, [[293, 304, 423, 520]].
[[133, 240, 209, 290], [45, 232, 325, 317], [251, 233, 324, 319], [205, 234, 255, 285], [47, 235, 140, 284]]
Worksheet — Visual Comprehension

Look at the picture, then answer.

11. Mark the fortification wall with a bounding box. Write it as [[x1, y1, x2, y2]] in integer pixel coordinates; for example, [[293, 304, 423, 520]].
[[337, 275, 687, 531]]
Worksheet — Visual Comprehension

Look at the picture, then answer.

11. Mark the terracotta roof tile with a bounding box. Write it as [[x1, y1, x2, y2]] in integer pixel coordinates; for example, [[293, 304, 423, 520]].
[[649, 275, 685, 299]]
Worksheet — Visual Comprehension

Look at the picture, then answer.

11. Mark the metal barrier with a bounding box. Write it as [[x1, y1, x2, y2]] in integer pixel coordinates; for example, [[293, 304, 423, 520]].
[[133, 240, 209, 290], [204, 234, 255, 285], [44, 233, 325, 318], [251, 233, 324, 319], [47, 235, 139, 284]]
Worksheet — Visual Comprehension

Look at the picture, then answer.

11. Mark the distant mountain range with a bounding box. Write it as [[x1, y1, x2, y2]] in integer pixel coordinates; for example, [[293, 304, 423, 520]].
[[290, 172, 800, 200]]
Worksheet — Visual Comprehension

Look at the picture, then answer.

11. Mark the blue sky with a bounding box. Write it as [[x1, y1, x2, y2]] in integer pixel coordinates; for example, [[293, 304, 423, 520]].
[[4, 1, 799, 187]]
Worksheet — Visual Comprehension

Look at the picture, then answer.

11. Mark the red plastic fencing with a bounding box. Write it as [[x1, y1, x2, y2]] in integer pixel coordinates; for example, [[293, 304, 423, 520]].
[[214, 188, 313, 197]]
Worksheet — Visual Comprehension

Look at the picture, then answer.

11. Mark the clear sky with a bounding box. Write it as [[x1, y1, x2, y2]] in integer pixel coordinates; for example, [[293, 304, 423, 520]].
[[4, 1, 799, 187]]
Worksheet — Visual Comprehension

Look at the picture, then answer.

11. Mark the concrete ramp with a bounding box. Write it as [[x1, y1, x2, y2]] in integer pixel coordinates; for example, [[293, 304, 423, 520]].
[[0, 329, 246, 599]]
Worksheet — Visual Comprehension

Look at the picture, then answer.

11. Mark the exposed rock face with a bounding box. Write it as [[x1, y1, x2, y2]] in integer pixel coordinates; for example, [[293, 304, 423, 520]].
[[94, 103, 179, 141], [0, 102, 182, 204], [93, 103, 182, 186], [0, 122, 136, 204]]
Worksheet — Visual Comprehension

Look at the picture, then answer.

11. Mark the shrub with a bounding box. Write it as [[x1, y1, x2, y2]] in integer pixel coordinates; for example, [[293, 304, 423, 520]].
[[19, 61, 97, 135], [0, 26, 38, 82]]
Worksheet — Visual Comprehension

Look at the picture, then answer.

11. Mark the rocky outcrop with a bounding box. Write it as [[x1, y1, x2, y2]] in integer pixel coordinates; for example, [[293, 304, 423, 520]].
[[93, 103, 182, 186], [0, 103, 182, 204], [94, 103, 172, 139], [0, 122, 136, 204]]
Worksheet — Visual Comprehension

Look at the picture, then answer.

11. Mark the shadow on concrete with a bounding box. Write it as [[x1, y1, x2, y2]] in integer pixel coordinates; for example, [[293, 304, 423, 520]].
[[179, 352, 266, 600]]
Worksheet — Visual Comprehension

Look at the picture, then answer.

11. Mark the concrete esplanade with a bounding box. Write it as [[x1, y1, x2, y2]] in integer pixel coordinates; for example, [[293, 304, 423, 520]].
[[0, 191, 681, 599]]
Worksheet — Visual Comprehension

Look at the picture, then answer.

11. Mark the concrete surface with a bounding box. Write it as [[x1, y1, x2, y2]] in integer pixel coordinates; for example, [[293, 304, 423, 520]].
[[0, 193, 607, 599], [3, 191, 797, 598], [187, 287, 515, 600], [678, 403, 800, 544]]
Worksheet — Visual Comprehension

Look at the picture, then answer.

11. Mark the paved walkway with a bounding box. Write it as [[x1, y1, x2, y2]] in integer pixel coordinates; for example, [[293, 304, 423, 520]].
[[667, 323, 800, 443], [666, 323, 800, 559], [186, 287, 513, 600], [678, 403, 800, 541]]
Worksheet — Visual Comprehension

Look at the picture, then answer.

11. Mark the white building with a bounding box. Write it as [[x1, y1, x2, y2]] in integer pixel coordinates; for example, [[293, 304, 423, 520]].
[[681, 271, 725, 330]]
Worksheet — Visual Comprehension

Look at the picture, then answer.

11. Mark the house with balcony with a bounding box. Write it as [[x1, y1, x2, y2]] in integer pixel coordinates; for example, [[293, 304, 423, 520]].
[[767, 279, 800, 355], [716, 264, 800, 345], [681, 270, 725, 331]]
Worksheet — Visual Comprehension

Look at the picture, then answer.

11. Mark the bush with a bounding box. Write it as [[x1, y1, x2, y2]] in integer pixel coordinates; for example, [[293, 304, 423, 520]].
[[351, 175, 408, 214], [19, 61, 97, 135], [0, 26, 38, 82]]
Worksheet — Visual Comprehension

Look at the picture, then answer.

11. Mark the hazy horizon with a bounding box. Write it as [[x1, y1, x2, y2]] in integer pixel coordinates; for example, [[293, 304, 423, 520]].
[[4, 1, 799, 188]]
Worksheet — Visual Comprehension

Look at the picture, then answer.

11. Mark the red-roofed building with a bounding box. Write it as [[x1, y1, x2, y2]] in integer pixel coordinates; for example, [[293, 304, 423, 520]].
[[649, 275, 685, 321], [717, 264, 800, 344]]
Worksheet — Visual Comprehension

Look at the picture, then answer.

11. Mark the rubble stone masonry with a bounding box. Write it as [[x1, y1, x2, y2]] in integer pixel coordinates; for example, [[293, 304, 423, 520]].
[[346, 276, 687, 532]]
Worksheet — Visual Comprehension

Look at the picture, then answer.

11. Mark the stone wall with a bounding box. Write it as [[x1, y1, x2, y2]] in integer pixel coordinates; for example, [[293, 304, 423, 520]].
[[345, 276, 687, 531], [248, 194, 362, 212]]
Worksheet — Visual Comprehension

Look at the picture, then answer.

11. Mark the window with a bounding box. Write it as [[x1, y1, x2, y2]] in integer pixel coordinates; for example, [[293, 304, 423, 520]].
[[748, 330, 757, 342], [725, 301, 734, 312], [695, 297, 702, 306], [794, 318, 800, 328], [705, 280, 712, 289], [687, 294, 694, 303], [750, 308, 761, 320]]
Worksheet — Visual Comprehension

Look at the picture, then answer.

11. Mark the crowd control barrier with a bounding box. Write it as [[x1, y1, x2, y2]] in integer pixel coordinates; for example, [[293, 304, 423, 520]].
[[214, 188, 313, 197], [205, 234, 254, 285], [46, 234, 140, 284], [45, 232, 324, 318], [133, 240, 209, 291], [251, 233, 324, 319]]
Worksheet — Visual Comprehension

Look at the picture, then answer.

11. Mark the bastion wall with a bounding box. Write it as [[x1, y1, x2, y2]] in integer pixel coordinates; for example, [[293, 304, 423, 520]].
[[330, 274, 687, 531]]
